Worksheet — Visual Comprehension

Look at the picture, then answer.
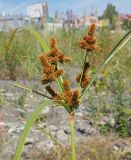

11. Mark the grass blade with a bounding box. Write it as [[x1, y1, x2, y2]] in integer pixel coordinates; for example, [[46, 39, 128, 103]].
[[81, 30, 131, 97], [13, 101, 51, 160], [4, 28, 20, 61], [31, 29, 50, 53]]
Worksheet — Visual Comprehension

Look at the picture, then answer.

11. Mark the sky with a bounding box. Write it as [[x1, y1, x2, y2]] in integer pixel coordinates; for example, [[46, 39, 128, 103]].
[[0, 0, 131, 16]]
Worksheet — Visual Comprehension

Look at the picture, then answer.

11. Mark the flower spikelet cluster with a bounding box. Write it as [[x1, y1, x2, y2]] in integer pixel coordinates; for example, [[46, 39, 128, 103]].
[[46, 79, 80, 110], [76, 62, 91, 88], [39, 54, 64, 84], [77, 24, 99, 52], [39, 38, 70, 85], [47, 38, 71, 64], [63, 80, 80, 108], [45, 85, 62, 101]]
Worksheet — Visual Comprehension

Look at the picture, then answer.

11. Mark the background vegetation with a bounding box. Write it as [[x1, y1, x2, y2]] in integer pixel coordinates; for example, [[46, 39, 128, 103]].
[[0, 26, 131, 160]]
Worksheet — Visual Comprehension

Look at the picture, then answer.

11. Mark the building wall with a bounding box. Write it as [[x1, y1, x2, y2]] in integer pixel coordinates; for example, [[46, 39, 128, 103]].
[[45, 23, 63, 31], [81, 16, 99, 27], [27, 2, 48, 18]]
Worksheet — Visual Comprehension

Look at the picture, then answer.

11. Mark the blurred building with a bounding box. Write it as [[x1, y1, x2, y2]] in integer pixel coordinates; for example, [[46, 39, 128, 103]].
[[26, 2, 48, 18], [80, 15, 99, 27], [119, 14, 131, 21], [0, 14, 28, 31]]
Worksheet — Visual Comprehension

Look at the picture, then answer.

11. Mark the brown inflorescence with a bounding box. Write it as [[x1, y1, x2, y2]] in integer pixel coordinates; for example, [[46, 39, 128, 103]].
[[39, 54, 64, 84], [63, 80, 80, 108], [39, 38, 71, 85], [46, 85, 62, 101], [50, 38, 57, 48], [39, 54, 49, 67], [77, 24, 99, 52], [45, 79, 80, 110], [47, 38, 71, 64], [38, 25, 99, 113], [63, 79, 70, 91], [46, 85, 57, 97], [88, 24, 96, 36], [76, 62, 91, 88]]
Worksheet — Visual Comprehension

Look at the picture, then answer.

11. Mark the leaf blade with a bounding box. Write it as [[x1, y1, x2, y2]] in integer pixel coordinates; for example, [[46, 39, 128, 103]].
[[31, 29, 50, 53], [13, 100, 52, 160], [81, 30, 131, 97]]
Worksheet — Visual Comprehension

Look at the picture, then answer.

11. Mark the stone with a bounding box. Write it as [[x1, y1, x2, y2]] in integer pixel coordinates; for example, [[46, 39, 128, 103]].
[[75, 112, 83, 117], [64, 126, 71, 134], [75, 120, 98, 136], [8, 124, 24, 134], [5, 93, 14, 98], [42, 107, 50, 114], [25, 137, 34, 145], [56, 129, 68, 143], [48, 125, 57, 132], [36, 140, 53, 151], [37, 122, 46, 128]]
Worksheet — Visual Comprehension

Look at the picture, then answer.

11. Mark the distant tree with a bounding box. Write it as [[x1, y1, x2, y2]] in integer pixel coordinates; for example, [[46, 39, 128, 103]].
[[102, 3, 118, 29]]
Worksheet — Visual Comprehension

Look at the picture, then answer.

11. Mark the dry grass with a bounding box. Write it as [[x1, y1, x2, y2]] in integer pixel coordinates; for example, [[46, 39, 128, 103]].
[[22, 135, 130, 160]]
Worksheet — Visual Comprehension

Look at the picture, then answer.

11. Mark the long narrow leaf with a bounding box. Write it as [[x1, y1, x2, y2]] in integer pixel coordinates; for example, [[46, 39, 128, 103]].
[[5, 28, 20, 61], [13, 101, 52, 160], [81, 30, 131, 97], [31, 29, 50, 53]]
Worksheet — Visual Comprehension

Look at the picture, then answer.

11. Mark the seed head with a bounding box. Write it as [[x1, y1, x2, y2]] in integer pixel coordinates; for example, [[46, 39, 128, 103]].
[[88, 24, 96, 36], [58, 54, 71, 63], [63, 79, 70, 91], [76, 62, 91, 88], [38, 54, 49, 66], [50, 38, 57, 48], [83, 35, 96, 45], [72, 89, 80, 104], [80, 76, 92, 88], [55, 69, 64, 77], [77, 24, 99, 52], [54, 93, 63, 101], [46, 85, 57, 97], [48, 38, 71, 64]]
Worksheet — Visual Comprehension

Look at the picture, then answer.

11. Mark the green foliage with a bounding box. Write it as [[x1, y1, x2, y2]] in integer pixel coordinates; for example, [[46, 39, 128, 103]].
[[100, 124, 111, 135], [99, 70, 131, 138], [102, 3, 118, 29], [122, 19, 131, 30], [81, 30, 131, 98], [1, 27, 130, 159], [0, 28, 130, 81], [115, 110, 130, 138]]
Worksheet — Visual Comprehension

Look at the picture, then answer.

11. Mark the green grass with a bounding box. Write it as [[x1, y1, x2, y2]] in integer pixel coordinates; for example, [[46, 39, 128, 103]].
[[0, 27, 131, 160], [0, 28, 130, 80]]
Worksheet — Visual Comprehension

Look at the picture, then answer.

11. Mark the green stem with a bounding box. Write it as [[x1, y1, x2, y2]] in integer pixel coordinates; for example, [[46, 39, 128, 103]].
[[70, 114, 76, 160], [14, 83, 52, 99], [80, 30, 131, 98], [78, 51, 88, 88], [55, 64, 64, 92]]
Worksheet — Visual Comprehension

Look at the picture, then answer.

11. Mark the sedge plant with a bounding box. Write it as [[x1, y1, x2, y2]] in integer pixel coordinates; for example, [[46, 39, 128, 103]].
[[13, 24, 131, 160]]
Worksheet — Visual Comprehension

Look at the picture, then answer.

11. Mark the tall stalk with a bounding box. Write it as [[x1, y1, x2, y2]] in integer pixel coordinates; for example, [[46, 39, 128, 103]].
[[70, 114, 76, 160]]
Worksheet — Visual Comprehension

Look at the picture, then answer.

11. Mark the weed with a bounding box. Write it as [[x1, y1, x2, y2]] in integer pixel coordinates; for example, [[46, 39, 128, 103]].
[[12, 25, 131, 160]]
